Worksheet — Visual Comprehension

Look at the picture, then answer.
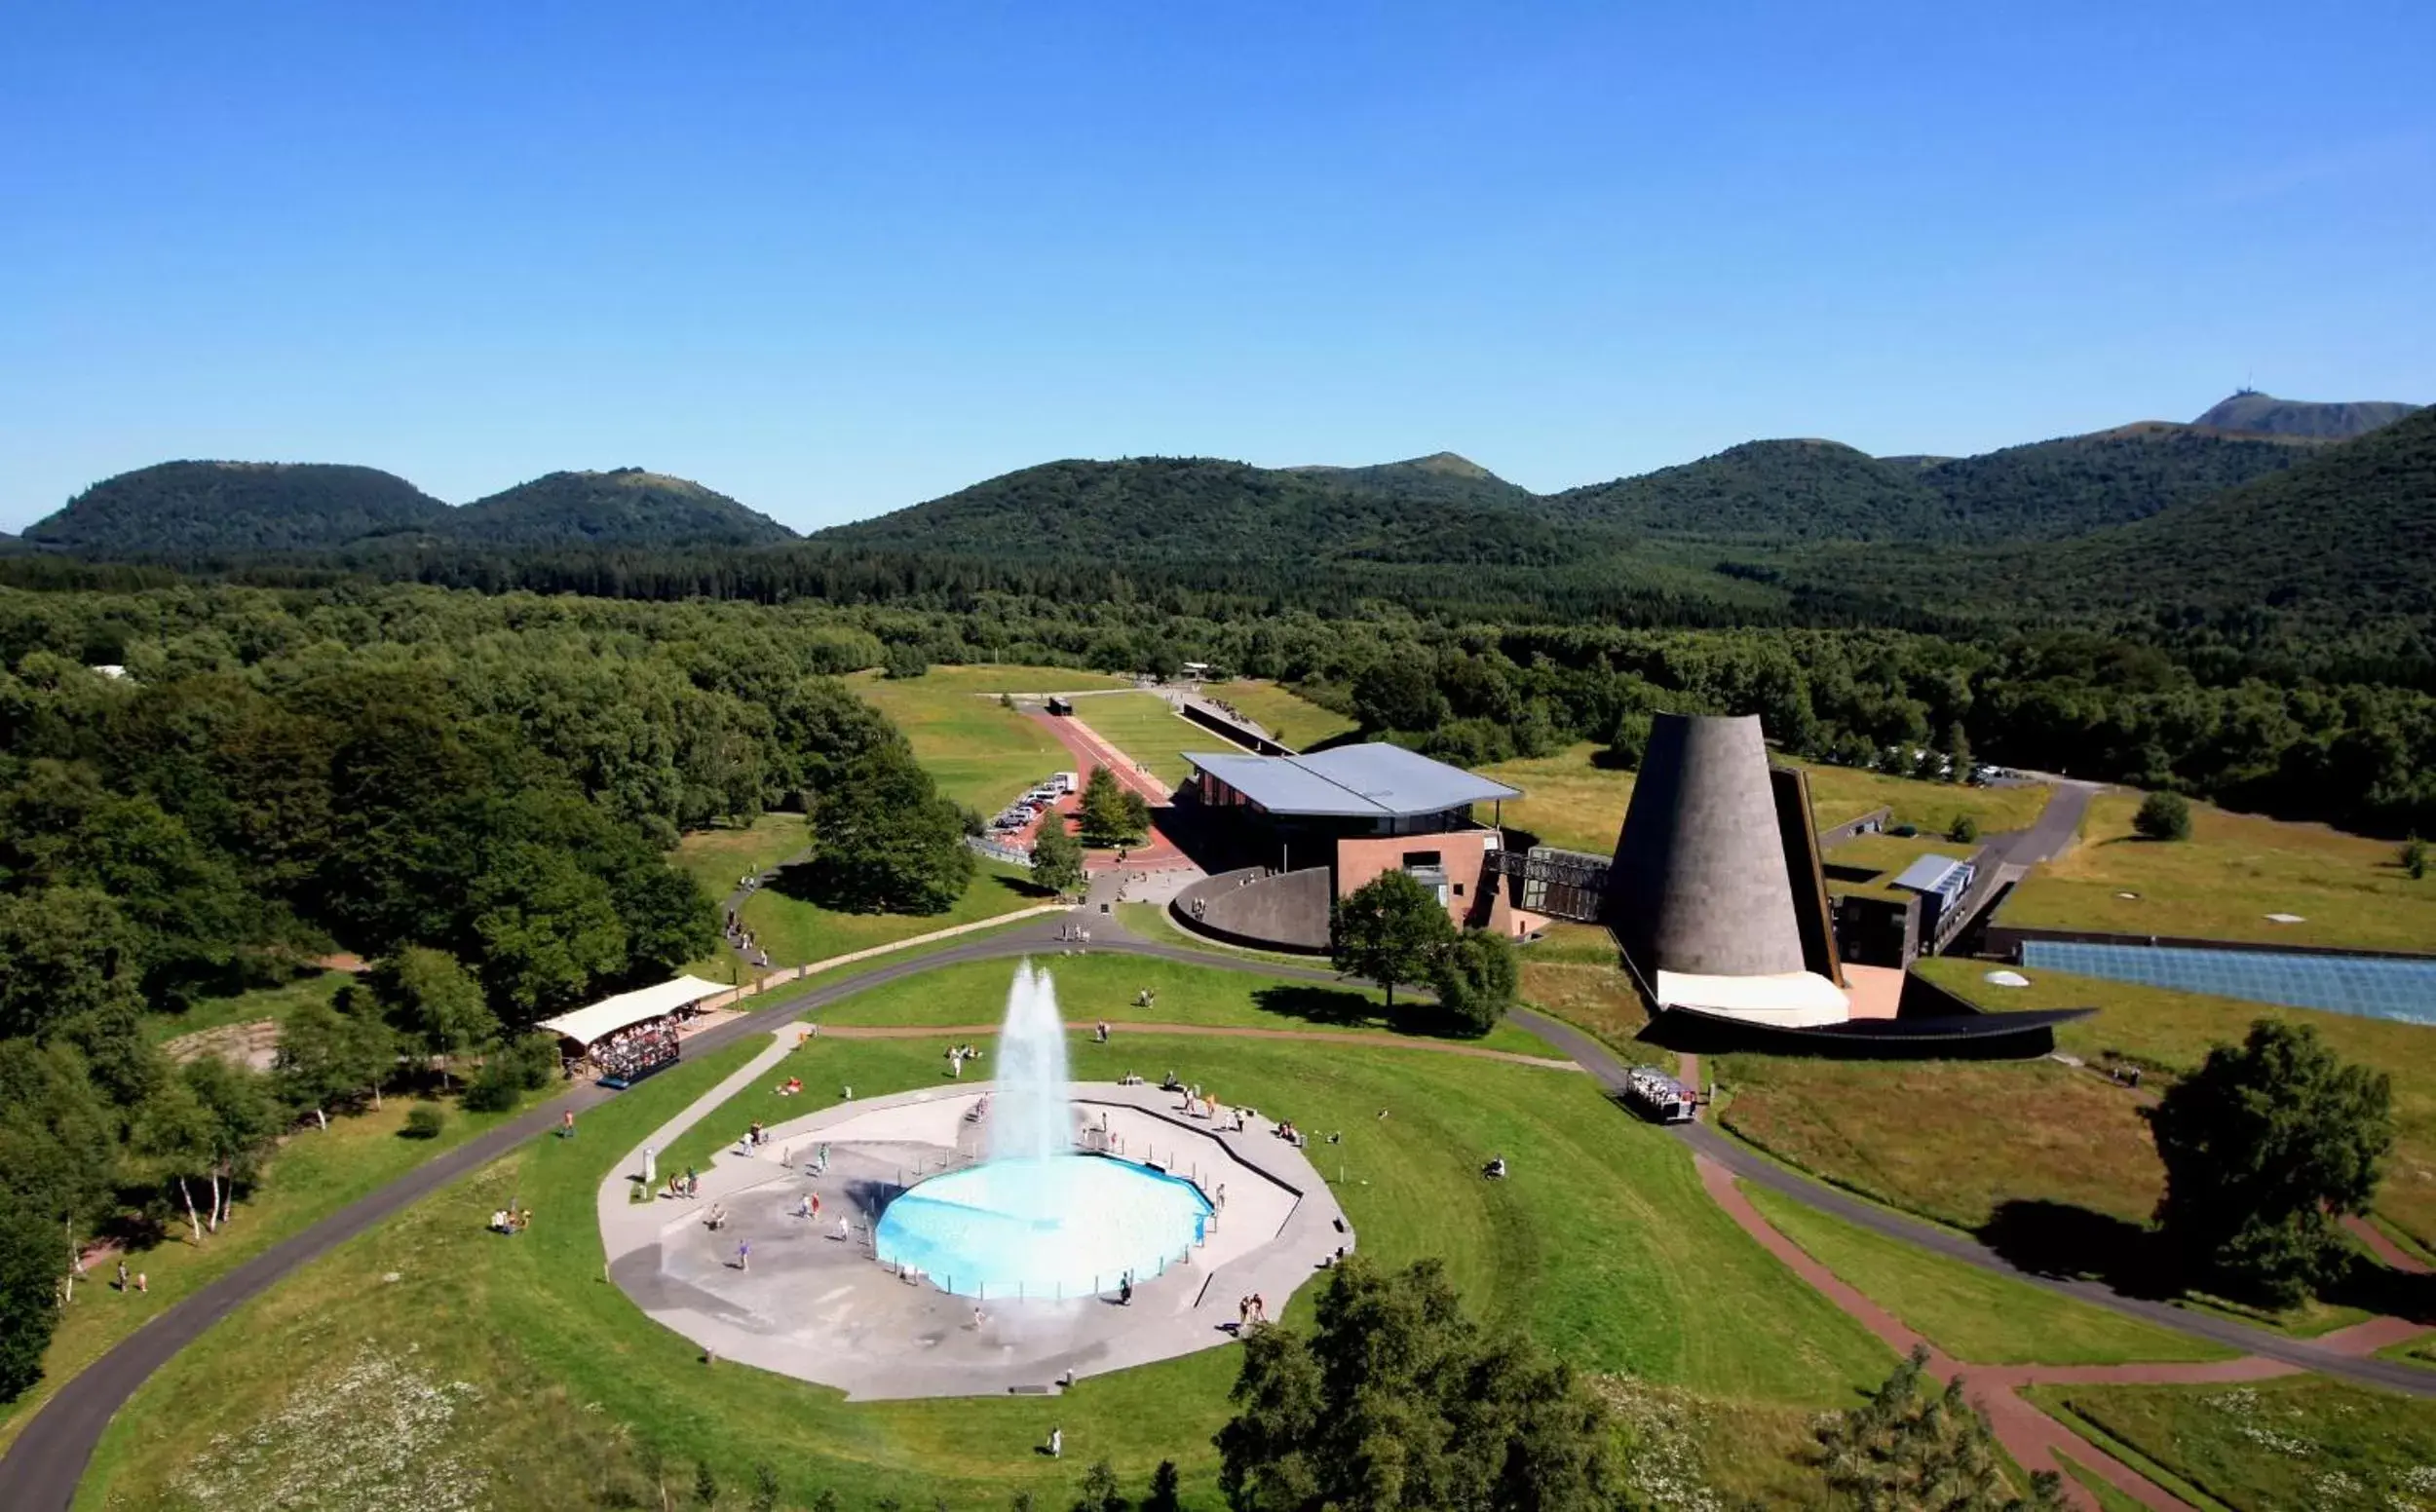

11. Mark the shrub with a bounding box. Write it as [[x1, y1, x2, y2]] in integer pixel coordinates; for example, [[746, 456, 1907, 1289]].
[[402, 1105, 445, 1139], [2405, 835, 2428, 881], [1948, 813, 1980, 844], [2134, 790, 2192, 841]]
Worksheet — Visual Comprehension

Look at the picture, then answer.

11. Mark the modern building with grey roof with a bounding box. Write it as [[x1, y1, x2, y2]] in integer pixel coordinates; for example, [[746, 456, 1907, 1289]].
[[1183, 743, 1519, 825], [1170, 743, 1525, 953]]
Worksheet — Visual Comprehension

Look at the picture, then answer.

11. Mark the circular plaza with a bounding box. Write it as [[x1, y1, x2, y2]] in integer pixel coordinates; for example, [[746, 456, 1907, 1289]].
[[595, 1070, 1351, 1400]]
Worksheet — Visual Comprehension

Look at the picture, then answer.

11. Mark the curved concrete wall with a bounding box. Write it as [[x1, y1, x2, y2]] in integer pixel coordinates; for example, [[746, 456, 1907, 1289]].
[[1171, 866, 1334, 954], [1605, 713, 1807, 977]]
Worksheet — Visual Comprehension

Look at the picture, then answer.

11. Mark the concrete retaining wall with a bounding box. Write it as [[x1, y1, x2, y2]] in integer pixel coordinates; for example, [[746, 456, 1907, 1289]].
[[1171, 866, 1334, 954]]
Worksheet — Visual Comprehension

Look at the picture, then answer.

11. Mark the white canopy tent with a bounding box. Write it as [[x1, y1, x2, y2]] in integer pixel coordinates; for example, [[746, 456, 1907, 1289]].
[[1653, 969, 1849, 1029], [535, 975, 729, 1049]]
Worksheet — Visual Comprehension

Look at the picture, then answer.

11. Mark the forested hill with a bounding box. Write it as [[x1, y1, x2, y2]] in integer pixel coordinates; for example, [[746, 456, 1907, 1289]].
[[442, 469, 796, 548], [1281, 452, 1538, 510], [1542, 439, 1948, 541], [22, 462, 451, 553], [2051, 403, 2436, 616], [815, 456, 1604, 567], [1915, 423, 2313, 539], [2193, 390, 2421, 439]]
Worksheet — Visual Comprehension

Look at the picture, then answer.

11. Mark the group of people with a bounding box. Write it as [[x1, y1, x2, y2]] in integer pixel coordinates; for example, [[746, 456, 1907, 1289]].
[[1055, 921, 1092, 946], [1234, 1293, 1269, 1329], [592, 1018, 681, 1082], [724, 904, 771, 969], [944, 1043, 983, 1078], [773, 1076, 805, 1097], [489, 1207, 533, 1234], [664, 1167, 702, 1199]]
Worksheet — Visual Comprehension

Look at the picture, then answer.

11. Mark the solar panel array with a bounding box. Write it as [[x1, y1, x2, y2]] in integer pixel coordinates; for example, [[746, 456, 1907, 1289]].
[[2022, 941, 2436, 1027]]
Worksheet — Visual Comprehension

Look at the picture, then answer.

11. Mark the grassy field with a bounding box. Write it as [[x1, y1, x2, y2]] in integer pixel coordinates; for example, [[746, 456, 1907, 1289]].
[[850, 664, 1127, 814], [1067, 690, 1203, 789], [815, 952, 1562, 1059], [1822, 831, 1978, 901], [1472, 743, 1634, 852], [739, 858, 1049, 969], [1998, 791, 2435, 951], [667, 811, 811, 897], [84, 1004, 1897, 1509], [1203, 680, 1356, 751], [1740, 1185, 2233, 1365], [1919, 957, 2436, 1251], [1712, 1054, 2166, 1231], [0, 1092, 523, 1457], [2026, 1377, 2436, 1510], [1796, 764, 2049, 838], [2057, 1457, 2154, 1512], [1515, 929, 1670, 1069], [142, 970, 349, 1046], [1472, 744, 2052, 857]]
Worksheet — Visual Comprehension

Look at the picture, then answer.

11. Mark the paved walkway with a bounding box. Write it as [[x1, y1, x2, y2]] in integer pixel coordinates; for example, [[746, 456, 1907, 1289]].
[[7, 912, 2431, 1512]]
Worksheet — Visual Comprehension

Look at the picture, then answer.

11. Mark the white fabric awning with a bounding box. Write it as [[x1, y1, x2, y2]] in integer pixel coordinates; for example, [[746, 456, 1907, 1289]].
[[1654, 969, 1849, 1028], [535, 976, 728, 1047]]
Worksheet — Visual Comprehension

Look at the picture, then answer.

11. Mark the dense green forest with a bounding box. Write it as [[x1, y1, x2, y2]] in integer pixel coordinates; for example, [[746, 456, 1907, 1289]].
[[443, 468, 795, 548], [0, 587, 984, 1400], [24, 462, 451, 554]]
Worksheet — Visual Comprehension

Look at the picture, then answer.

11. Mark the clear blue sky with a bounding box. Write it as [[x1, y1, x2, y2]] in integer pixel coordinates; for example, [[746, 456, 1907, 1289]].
[[5, 1, 2430, 532]]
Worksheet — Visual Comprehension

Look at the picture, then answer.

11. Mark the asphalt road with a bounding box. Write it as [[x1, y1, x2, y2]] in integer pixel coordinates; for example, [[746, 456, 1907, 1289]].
[[5, 910, 2424, 1512]]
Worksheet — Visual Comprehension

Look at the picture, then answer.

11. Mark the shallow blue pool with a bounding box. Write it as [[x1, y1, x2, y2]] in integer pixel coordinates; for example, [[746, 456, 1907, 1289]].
[[873, 1153, 1212, 1300], [2022, 941, 2436, 1026]]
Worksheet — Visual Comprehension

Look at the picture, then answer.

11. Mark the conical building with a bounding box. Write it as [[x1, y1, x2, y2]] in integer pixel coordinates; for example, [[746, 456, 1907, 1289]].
[[1606, 713, 1847, 1026]]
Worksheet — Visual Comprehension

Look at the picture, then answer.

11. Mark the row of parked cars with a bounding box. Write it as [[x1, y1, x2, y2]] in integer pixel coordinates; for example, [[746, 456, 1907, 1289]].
[[989, 771, 1080, 832]]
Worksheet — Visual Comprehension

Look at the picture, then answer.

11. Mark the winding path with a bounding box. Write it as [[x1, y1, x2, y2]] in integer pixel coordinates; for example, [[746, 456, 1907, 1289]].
[[3, 914, 2427, 1512]]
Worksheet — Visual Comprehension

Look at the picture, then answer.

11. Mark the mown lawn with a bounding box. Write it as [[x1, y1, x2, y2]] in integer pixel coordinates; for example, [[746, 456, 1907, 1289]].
[[667, 811, 810, 898], [1919, 957, 2436, 1252], [740, 858, 1051, 968], [1739, 1185, 2234, 1366], [850, 663, 1126, 814], [1471, 744, 2053, 857], [1711, 1054, 2166, 1231], [1201, 680, 1356, 751], [2, 1092, 522, 1457], [83, 1016, 1895, 1509], [1998, 791, 2434, 952], [1067, 690, 1203, 790], [1794, 763, 2049, 838], [2027, 1377, 2436, 1511], [815, 952, 1561, 1059]]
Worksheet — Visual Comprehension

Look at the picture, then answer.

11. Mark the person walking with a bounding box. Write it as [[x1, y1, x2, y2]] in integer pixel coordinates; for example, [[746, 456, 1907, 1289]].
[[115, 1259, 129, 1293], [1048, 1426, 1062, 1459], [736, 1240, 750, 1271], [560, 1109, 576, 1139]]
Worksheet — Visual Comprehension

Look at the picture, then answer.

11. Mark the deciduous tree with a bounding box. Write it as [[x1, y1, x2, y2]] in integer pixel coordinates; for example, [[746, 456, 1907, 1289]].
[[1428, 930, 1518, 1038], [1214, 1256, 1619, 1512], [1030, 820, 1085, 898], [2151, 1018, 2394, 1304], [1332, 870, 1454, 1010]]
